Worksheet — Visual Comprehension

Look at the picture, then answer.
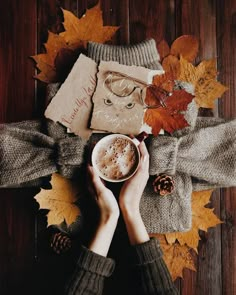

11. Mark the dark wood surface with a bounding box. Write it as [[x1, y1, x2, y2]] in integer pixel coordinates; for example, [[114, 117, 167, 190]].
[[0, 1, 235, 294]]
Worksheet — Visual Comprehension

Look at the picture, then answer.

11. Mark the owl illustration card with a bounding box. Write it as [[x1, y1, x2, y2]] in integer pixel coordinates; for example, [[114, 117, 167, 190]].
[[44, 54, 97, 140], [90, 61, 164, 135]]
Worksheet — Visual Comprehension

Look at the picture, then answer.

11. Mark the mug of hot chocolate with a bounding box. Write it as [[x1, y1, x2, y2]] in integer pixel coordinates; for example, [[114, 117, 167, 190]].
[[91, 132, 148, 182]]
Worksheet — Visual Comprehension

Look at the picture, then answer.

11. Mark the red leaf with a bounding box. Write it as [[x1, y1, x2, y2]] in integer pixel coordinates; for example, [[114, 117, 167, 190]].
[[144, 90, 194, 136], [153, 72, 175, 92]]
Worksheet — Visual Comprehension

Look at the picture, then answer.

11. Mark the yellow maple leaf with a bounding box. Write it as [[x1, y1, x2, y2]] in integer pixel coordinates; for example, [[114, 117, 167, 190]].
[[34, 173, 80, 227], [32, 31, 69, 83], [178, 56, 228, 108], [165, 190, 222, 251], [60, 2, 119, 49], [150, 234, 196, 280]]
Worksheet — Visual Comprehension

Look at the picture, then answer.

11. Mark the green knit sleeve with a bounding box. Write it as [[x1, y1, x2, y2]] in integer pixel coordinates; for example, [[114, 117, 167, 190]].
[[65, 245, 115, 295], [132, 238, 179, 294]]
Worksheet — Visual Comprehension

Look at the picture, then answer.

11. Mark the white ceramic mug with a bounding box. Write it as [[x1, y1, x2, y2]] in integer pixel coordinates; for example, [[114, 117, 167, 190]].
[[91, 133, 147, 182]]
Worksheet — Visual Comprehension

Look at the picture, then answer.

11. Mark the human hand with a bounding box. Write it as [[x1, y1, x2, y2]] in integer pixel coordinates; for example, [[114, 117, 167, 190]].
[[87, 165, 120, 224], [119, 141, 149, 215], [87, 165, 119, 256]]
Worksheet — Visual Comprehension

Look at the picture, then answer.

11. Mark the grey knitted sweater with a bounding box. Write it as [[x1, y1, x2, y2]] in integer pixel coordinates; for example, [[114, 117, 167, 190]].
[[1, 117, 235, 233], [1, 39, 235, 233]]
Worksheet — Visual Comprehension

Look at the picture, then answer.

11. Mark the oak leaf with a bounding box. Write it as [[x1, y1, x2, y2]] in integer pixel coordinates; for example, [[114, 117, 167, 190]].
[[34, 173, 80, 227], [60, 3, 119, 49], [165, 190, 222, 251], [179, 56, 228, 108], [170, 35, 199, 62], [150, 234, 196, 280], [144, 89, 194, 136]]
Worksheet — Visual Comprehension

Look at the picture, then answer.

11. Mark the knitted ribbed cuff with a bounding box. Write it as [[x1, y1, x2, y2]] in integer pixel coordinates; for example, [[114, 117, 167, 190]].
[[132, 238, 163, 264], [148, 136, 179, 176], [77, 245, 115, 277], [57, 137, 87, 178], [87, 39, 163, 70]]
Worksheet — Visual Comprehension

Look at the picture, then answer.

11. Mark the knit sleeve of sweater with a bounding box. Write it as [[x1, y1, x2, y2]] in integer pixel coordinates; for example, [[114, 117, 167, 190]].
[[65, 245, 115, 295], [0, 121, 87, 187], [149, 118, 236, 189], [132, 238, 179, 295]]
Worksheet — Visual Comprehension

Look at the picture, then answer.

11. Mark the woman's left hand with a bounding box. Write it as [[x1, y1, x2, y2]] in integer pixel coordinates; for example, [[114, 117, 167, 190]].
[[87, 165, 120, 223]]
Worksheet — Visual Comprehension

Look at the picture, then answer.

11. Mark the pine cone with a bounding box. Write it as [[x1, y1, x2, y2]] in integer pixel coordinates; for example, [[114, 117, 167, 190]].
[[50, 232, 72, 254], [153, 174, 175, 196]]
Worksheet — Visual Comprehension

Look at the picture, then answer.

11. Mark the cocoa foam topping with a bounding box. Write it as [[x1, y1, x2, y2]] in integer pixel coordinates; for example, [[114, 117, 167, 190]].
[[95, 137, 138, 180]]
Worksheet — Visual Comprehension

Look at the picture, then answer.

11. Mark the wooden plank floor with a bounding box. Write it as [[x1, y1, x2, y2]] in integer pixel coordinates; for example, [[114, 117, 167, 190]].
[[0, 1, 235, 294]]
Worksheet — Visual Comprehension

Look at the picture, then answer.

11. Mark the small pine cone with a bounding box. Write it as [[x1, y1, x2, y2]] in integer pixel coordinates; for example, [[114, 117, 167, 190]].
[[50, 232, 72, 254], [153, 174, 175, 196]]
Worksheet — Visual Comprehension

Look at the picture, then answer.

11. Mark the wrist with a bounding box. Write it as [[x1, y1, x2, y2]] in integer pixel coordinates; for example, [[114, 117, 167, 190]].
[[121, 206, 142, 225], [120, 203, 140, 218], [99, 212, 119, 228]]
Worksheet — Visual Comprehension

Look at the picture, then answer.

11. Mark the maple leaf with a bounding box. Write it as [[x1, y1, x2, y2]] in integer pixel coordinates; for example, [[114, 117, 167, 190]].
[[32, 31, 70, 83], [34, 173, 80, 227], [150, 234, 196, 280], [32, 3, 119, 83], [152, 72, 175, 92], [179, 56, 228, 108], [144, 89, 194, 136], [170, 35, 199, 62], [60, 2, 119, 49], [165, 190, 222, 251]]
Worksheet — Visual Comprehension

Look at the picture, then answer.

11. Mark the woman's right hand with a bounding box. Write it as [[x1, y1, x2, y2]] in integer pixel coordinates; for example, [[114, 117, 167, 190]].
[[119, 141, 150, 245], [119, 141, 150, 214]]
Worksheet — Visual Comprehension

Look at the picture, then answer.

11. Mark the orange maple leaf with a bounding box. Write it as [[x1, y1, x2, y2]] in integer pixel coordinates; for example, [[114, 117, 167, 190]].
[[152, 72, 175, 92], [165, 190, 222, 251], [32, 32, 70, 83], [32, 3, 119, 83], [179, 56, 228, 108], [34, 173, 81, 227], [144, 89, 194, 136], [60, 2, 119, 49], [150, 234, 196, 280]]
